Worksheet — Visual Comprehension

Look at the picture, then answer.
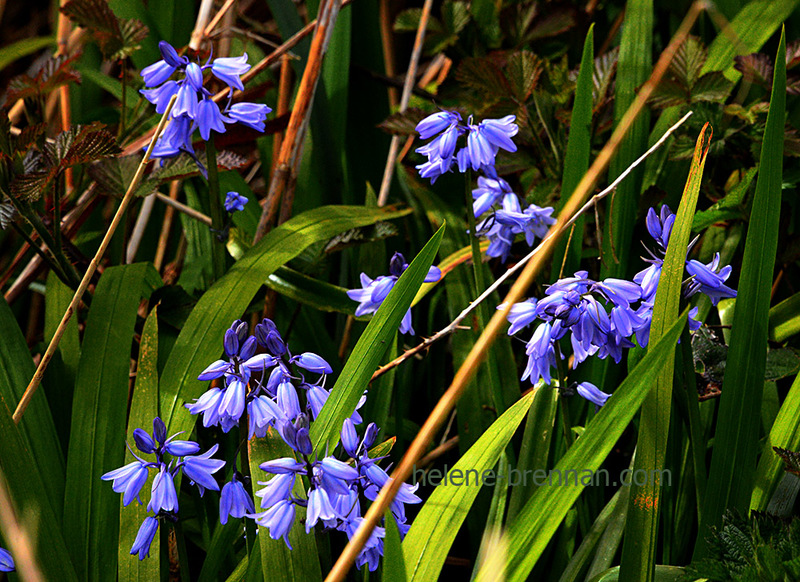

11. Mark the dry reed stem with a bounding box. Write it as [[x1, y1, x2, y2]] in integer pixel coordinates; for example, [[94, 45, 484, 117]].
[[324, 4, 704, 578], [190, 0, 216, 50], [12, 94, 178, 424], [203, 0, 238, 39], [253, 0, 343, 242], [0, 470, 44, 582], [379, 0, 398, 108], [376, 0, 435, 207], [154, 180, 182, 271]]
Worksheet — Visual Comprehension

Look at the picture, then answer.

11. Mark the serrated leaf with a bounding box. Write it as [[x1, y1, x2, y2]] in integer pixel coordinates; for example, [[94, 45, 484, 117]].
[[62, 0, 148, 60], [734, 53, 774, 87], [764, 348, 800, 381], [7, 54, 81, 103], [671, 36, 708, 88], [524, 6, 578, 42], [456, 57, 511, 103], [393, 8, 443, 33], [505, 51, 542, 102], [0, 199, 15, 229], [592, 47, 618, 108], [378, 109, 428, 136], [442, 1, 470, 35]]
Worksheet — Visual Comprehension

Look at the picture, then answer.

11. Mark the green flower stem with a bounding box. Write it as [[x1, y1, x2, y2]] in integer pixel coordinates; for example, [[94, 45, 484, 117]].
[[463, 170, 485, 293], [205, 138, 226, 281]]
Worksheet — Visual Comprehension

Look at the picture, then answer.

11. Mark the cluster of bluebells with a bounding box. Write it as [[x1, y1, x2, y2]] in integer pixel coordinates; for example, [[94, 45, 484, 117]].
[[101, 418, 225, 559], [188, 319, 420, 570], [414, 110, 520, 182], [504, 205, 737, 406], [471, 173, 556, 262], [347, 252, 441, 335], [0, 547, 13, 573], [414, 110, 556, 262], [140, 41, 271, 174], [251, 417, 421, 571], [185, 318, 363, 438]]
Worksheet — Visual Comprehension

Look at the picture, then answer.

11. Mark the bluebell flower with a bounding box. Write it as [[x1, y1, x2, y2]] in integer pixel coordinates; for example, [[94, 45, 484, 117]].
[[347, 252, 441, 335], [685, 253, 736, 305], [226, 102, 271, 132], [220, 473, 256, 524], [576, 382, 611, 408], [224, 191, 248, 213], [102, 460, 150, 506], [0, 547, 14, 572], [181, 444, 225, 495], [130, 517, 159, 561], [416, 110, 461, 140], [472, 175, 513, 217], [148, 465, 179, 514], [465, 115, 519, 171], [252, 499, 296, 548], [210, 54, 251, 92]]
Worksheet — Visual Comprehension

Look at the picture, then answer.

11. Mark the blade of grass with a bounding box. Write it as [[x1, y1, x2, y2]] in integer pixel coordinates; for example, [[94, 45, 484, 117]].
[[63, 263, 159, 582], [383, 512, 407, 582], [118, 306, 160, 582], [695, 28, 786, 558], [619, 123, 712, 582], [402, 390, 536, 581], [552, 24, 594, 278]]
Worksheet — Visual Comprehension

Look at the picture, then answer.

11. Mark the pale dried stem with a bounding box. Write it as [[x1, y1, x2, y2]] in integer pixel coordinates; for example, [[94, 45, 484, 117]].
[[12, 95, 178, 424], [154, 180, 182, 271], [325, 4, 703, 577], [253, 0, 343, 241], [203, 0, 237, 39], [0, 470, 44, 582], [156, 191, 213, 226], [376, 0, 434, 207], [190, 0, 216, 50]]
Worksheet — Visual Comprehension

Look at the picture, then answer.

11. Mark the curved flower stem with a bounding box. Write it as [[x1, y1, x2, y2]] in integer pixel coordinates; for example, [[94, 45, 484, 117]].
[[205, 139, 226, 282], [13, 94, 178, 425]]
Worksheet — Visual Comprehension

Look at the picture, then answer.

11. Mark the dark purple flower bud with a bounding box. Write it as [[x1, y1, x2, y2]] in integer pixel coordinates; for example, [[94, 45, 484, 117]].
[[341, 418, 359, 457], [389, 252, 408, 277], [232, 319, 249, 342], [224, 328, 239, 358], [363, 423, 379, 449], [158, 41, 187, 68], [240, 336, 257, 361], [153, 417, 167, 444], [133, 428, 157, 454], [265, 331, 287, 356], [295, 428, 313, 456]]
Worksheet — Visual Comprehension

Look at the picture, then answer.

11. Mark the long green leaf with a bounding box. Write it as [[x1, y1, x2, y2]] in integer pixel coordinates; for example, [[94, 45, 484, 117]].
[[474, 310, 688, 582], [118, 306, 160, 582], [402, 390, 536, 581], [0, 296, 65, 513], [619, 124, 711, 582], [600, 0, 651, 280], [63, 263, 157, 582], [160, 205, 410, 439], [0, 400, 78, 581], [750, 372, 800, 511], [0, 36, 54, 72], [702, 0, 800, 82], [310, 224, 445, 456], [696, 29, 786, 558], [383, 512, 407, 582], [248, 431, 322, 582], [552, 24, 594, 278], [768, 292, 800, 343]]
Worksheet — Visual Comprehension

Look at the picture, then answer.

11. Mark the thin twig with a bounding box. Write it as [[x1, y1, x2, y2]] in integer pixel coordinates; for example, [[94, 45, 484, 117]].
[[126, 191, 156, 263], [156, 192, 212, 226], [379, 0, 398, 108], [376, 0, 434, 207], [325, 5, 703, 575], [203, 0, 237, 39], [13, 94, 178, 425], [154, 180, 182, 271]]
